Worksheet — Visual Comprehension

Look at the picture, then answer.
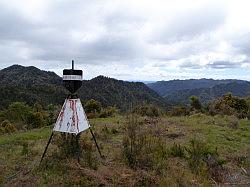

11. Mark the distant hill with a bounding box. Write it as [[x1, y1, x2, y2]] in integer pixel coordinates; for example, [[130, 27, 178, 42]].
[[0, 65, 167, 110], [0, 65, 66, 109], [0, 65, 61, 85], [3, 65, 249, 109], [148, 79, 250, 105], [79, 76, 167, 111], [147, 79, 246, 97]]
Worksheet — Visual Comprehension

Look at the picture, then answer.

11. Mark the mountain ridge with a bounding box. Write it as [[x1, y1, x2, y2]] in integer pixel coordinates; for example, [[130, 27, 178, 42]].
[[148, 79, 250, 105], [0, 65, 168, 110], [0, 64, 62, 86], [147, 79, 248, 96], [1, 64, 250, 108]]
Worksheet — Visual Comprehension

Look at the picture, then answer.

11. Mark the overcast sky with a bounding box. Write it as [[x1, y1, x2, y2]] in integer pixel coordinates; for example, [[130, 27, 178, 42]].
[[0, 0, 250, 81]]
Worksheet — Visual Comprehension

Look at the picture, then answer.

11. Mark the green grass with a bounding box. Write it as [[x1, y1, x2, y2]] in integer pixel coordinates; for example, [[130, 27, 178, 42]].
[[89, 115, 124, 126], [0, 126, 52, 145], [0, 116, 123, 145], [0, 114, 249, 186], [165, 115, 250, 151]]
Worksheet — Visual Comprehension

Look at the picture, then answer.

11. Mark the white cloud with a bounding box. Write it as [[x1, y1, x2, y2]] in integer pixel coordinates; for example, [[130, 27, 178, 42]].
[[0, 0, 250, 80]]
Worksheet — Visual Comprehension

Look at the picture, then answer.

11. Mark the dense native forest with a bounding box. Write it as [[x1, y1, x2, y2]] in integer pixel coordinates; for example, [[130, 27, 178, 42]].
[[0, 65, 167, 111], [0, 65, 250, 186], [1, 65, 250, 111], [148, 79, 250, 105]]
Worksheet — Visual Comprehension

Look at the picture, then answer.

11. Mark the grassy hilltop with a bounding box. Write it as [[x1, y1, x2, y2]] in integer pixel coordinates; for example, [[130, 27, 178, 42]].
[[0, 65, 250, 186], [1, 114, 249, 186]]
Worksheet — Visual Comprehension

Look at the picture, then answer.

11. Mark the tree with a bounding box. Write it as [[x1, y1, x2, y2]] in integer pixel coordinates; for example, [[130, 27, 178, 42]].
[[84, 99, 102, 113], [6, 102, 31, 126], [190, 96, 202, 110]]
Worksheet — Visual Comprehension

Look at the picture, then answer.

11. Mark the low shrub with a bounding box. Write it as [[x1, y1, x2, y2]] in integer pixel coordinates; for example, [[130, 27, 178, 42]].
[[80, 137, 98, 169], [227, 116, 239, 129], [209, 93, 248, 118], [0, 102, 52, 131], [122, 115, 168, 170], [133, 104, 162, 117], [86, 112, 99, 119], [0, 120, 17, 134], [21, 141, 29, 155], [84, 99, 102, 114], [168, 143, 185, 158], [54, 133, 80, 158], [27, 112, 45, 129], [99, 106, 118, 118], [122, 115, 143, 168], [111, 127, 119, 134], [185, 138, 218, 174], [53, 133, 98, 169], [190, 96, 202, 110], [168, 106, 190, 116]]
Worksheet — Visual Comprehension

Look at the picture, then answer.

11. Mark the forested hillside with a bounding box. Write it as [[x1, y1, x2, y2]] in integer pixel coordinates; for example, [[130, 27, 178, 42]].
[[148, 79, 250, 105], [0, 65, 167, 110], [0, 65, 65, 109], [0, 65, 61, 85], [79, 76, 167, 110], [165, 81, 250, 105]]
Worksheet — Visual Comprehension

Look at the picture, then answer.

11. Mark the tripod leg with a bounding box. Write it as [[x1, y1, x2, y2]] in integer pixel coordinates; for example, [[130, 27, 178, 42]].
[[76, 133, 81, 163], [89, 128, 103, 158], [40, 132, 54, 164]]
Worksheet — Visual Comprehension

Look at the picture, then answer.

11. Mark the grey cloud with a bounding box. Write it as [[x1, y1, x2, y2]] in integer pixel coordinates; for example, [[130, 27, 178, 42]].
[[230, 32, 250, 56], [80, 36, 143, 61], [0, 4, 73, 64], [179, 61, 203, 69], [206, 61, 240, 69], [152, 59, 176, 68], [0, 1, 146, 67], [181, 60, 243, 70], [102, 8, 146, 32], [0, 0, 249, 80], [0, 1, 227, 68], [153, 4, 227, 43], [34, 33, 144, 65], [0, 6, 35, 42]]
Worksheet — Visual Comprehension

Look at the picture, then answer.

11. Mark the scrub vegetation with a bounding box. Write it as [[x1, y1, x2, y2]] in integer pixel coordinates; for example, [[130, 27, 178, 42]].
[[0, 104, 249, 186]]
